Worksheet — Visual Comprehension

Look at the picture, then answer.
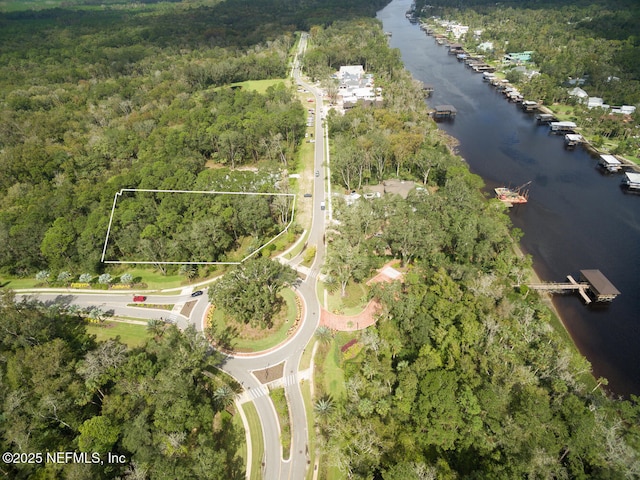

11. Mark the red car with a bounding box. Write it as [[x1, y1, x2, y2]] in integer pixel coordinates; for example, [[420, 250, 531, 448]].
[[133, 295, 147, 302]]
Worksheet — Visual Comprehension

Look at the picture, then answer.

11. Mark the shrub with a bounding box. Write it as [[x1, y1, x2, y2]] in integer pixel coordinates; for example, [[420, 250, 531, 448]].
[[57, 271, 72, 283], [79, 273, 93, 283], [35, 270, 50, 282], [98, 273, 113, 285]]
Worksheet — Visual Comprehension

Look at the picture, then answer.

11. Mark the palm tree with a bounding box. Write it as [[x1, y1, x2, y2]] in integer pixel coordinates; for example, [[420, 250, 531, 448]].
[[314, 326, 333, 345], [212, 385, 236, 409], [314, 395, 335, 417], [147, 318, 167, 338]]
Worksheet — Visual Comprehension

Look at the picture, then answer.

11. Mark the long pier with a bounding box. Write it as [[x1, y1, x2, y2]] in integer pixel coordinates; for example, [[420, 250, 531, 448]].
[[527, 275, 592, 304]]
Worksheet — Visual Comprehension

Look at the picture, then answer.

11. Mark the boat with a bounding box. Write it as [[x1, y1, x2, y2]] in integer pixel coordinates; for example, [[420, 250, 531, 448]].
[[495, 181, 531, 206]]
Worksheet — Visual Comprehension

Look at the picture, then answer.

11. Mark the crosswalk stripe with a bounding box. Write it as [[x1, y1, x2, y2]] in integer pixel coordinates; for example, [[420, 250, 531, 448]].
[[249, 386, 267, 400]]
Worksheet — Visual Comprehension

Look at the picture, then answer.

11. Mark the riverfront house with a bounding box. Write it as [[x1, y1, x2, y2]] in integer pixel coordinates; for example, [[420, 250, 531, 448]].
[[336, 65, 382, 111]]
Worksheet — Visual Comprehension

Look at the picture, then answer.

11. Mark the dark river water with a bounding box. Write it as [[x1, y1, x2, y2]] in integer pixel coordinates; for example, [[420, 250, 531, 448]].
[[378, 0, 640, 397]]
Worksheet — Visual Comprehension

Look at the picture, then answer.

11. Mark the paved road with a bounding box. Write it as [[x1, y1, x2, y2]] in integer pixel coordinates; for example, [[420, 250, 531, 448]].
[[15, 290, 206, 330], [219, 32, 327, 480]]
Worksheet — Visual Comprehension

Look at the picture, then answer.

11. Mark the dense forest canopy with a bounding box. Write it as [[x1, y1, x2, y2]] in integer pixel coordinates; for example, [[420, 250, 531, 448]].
[[2, 0, 395, 276], [0, 291, 245, 479]]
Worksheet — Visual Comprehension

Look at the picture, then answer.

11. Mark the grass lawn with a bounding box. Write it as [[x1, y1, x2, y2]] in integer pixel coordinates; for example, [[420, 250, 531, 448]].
[[231, 409, 248, 475], [283, 229, 310, 261], [0, 277, 40, 289], [210, 288, 298, 352], [325, 281, 370, 316], [241, 402, 265, 480], [1, 267, 191, 292], [229, 78, 288, 94], [301, 380, 317, 480], [299, 339, 316, 371], [548, 104, 577, 121], [116, 267, 187, 290], [86, 321, 150, 348], [269, 387, 291, 460], [314, 334, 351, 403]]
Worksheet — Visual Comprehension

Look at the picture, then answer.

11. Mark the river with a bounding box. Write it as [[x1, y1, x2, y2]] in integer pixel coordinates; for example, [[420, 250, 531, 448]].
[[378, 0, 640, 397]]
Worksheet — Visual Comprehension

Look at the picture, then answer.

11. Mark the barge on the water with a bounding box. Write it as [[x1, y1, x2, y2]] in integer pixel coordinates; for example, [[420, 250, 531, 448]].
[[495, 182, 530, 206]]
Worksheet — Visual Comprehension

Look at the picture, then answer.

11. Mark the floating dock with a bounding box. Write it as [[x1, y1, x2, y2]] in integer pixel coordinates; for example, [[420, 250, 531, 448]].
[[526, 269, 620, 304]]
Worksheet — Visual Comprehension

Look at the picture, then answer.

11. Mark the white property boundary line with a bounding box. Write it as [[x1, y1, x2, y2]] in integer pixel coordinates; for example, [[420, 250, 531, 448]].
[[101, 188, 296, 265]]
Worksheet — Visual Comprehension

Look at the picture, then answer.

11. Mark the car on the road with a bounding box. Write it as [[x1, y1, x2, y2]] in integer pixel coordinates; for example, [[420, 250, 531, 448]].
[[133, 295, 147, 302], [191, 290, 204, 297], [315, 170, 319, 177]]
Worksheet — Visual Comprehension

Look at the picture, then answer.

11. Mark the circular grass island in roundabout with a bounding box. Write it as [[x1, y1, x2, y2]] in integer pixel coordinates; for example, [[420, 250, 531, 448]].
[[205, 288, 302, 354]]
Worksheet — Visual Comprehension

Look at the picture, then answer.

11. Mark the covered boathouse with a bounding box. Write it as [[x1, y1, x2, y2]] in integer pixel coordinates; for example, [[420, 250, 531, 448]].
[[580, 269, 620, 303], [622, 171, 640, 192], [433, 105, 457, 119]]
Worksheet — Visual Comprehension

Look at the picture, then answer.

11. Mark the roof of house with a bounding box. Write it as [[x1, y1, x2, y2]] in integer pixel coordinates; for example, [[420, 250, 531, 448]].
[[339, 65, 364, 78], [568, 87, 589, 98]]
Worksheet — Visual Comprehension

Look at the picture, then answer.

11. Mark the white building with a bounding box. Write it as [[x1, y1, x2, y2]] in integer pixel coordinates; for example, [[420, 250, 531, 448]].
[[336, 65, 382, 111]]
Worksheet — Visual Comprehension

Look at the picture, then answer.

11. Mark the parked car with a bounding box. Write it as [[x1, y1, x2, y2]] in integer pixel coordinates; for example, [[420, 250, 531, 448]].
[[304, 193, 312, 198], [191, 290, 204, 297], [133, 295, 147, 302]]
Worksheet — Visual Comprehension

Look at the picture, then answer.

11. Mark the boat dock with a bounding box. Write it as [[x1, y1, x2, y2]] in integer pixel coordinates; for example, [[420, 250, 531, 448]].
[[526, 270, 620, 304], [564, 133, 584, 148], [432, 105, 457, 119], [599, 154, 622, 173], [535, 113, 558, 124], [550, 121, 577, 134], [421, 82, 434, 97], [622, 172, 640, 192]]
